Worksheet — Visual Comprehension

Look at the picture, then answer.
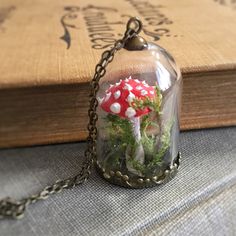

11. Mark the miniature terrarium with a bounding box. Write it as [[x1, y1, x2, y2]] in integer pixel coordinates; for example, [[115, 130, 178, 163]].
[[96, 42, 182, 188]]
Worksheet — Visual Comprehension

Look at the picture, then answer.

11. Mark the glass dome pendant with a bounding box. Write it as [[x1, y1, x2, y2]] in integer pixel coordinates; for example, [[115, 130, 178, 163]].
[[93, 17, 182, 188]]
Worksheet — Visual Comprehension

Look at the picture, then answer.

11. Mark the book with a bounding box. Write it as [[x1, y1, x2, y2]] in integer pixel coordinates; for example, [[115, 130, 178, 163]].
[[0, 0, 236, 148]]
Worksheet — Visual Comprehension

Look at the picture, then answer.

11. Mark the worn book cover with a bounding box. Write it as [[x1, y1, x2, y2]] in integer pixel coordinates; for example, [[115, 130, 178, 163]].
[[0, 0, 236, 147]]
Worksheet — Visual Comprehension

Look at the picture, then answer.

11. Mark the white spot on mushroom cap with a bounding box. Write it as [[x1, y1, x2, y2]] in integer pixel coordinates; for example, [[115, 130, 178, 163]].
[[141, 90, 148, 96], [114, 90, 121, 99], [125, 107, 136, 118], [104, 92, 111, 101], [126, 92, 135, 103], [110, 103, 121, 114], [124, 83, 133, 91], [136, 85, 142, 90], [134, 79, 140, 83], [150, 90, 154, 95]]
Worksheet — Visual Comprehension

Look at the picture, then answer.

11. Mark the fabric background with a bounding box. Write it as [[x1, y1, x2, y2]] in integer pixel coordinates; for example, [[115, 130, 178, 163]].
[[0, 127, 235, 236]]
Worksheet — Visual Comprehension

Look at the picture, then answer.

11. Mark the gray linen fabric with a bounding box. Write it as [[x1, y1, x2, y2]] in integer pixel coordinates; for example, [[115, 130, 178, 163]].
[[0, 127, 235, 236]]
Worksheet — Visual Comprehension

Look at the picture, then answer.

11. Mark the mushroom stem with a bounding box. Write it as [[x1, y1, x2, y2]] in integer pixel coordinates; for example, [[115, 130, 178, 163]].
[[126, 117, 145, 176]]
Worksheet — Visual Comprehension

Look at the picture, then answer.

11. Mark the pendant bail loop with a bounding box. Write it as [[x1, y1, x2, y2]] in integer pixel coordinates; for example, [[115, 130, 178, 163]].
[[124, 17, 147, 51], [126, 17, 142, 34]]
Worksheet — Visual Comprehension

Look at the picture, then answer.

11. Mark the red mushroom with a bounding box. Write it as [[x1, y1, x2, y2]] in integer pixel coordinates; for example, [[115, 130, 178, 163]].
[[99, 76, 156, 175]]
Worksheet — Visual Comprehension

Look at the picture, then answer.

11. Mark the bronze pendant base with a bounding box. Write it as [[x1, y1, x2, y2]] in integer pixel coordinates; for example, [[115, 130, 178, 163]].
[[95, 152, 181, 188]]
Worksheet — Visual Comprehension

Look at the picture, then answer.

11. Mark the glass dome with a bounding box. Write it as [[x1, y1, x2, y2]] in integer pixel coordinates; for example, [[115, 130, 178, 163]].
[[95, 42, 182, 188]]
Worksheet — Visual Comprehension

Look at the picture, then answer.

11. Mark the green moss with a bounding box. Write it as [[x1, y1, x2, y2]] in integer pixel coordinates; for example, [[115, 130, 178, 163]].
[[104, 114, 135, 147], [146, 120, 173, 169], [102, 114, 136, 169], [126, 120, 173, 175]]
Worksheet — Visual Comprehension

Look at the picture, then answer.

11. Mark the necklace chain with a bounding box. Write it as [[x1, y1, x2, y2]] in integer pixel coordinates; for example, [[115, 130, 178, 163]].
[[0, 17, 142, 220]]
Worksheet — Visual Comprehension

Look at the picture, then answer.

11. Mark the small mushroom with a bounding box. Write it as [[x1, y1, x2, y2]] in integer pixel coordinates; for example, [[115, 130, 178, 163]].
[[100, 76, 156, 176]]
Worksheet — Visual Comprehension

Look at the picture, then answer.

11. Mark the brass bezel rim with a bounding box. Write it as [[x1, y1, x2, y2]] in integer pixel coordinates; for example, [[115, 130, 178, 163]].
[[96, 152, 181, 188]]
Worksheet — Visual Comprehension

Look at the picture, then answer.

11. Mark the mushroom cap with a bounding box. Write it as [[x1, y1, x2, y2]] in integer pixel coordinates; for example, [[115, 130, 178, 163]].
[[99, 76, 156, 119]]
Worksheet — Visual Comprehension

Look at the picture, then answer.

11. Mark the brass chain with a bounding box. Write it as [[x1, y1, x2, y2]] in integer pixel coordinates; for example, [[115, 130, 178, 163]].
[[0, 17, 142, 220]]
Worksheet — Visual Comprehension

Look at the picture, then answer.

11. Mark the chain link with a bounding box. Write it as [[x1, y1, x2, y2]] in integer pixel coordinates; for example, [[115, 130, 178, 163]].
[[0, 17, 142, 220]]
